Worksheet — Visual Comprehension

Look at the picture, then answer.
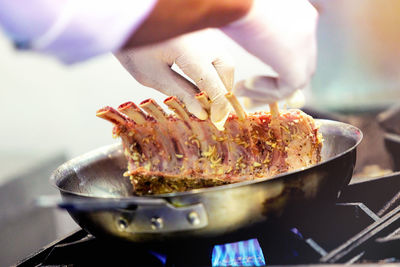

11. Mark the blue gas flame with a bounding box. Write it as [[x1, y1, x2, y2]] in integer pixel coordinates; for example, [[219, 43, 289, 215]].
[[149, 250, 167, 265], [212, 238, 266, 266]]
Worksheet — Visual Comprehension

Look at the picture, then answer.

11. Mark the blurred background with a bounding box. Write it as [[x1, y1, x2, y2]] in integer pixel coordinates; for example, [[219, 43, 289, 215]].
[[1, 0, 400, 265]]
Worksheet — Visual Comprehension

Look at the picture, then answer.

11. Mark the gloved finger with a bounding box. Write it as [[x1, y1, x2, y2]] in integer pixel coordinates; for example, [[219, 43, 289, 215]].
[[212, 54, 235, 92], [115, 52, 208, 120], [148, 68, 209, 120], [162, 69, 211, 120], [233, 76, 295, 104], [175, 57, 232, 130], [243, 89, 306, 109], [243, 97, 268, 109]]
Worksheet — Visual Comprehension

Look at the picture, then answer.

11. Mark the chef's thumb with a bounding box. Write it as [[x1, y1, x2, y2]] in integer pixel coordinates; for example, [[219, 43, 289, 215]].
[[175, 57, 232, 130]]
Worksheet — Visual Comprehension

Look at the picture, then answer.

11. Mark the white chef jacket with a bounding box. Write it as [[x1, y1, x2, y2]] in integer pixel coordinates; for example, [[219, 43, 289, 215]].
[[0, 0, 156, 63]]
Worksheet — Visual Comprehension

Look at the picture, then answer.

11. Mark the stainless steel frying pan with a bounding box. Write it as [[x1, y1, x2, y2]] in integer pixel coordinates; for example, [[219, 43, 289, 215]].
[[48, 119, 362, 243]]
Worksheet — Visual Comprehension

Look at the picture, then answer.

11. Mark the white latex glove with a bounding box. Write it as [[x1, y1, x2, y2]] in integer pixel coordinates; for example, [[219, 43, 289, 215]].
[[221, 0, 318, 104], [115, 30, 234, 130]]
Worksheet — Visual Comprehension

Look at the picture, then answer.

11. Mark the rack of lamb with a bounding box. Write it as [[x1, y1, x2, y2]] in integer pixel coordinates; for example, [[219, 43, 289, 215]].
[[97, 92, 322, 195]]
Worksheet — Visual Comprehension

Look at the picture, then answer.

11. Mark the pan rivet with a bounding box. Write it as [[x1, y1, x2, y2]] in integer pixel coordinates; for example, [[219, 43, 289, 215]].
[[117, 217, 128, 230], [187, 211, 200, 225], [151, 217, 164, 230]]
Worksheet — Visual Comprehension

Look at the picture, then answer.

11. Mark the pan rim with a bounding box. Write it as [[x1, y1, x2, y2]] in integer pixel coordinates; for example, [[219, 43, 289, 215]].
[[51, 119, 363, 199]]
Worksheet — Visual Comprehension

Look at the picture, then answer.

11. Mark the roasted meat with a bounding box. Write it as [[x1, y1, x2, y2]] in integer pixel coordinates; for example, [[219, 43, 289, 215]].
[[97, 93, 322, 195]]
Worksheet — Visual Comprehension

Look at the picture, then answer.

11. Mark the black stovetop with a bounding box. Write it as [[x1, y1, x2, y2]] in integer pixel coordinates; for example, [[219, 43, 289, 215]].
[[15, 172, 400, 267]]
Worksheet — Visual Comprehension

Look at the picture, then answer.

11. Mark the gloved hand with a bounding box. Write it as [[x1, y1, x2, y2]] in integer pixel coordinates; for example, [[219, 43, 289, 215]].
[[115, 30, 234, 130], [221, 0, 318, 105]]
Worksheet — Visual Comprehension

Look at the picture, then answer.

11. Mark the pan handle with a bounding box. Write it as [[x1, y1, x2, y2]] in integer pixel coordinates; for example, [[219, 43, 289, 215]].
[[36, 195, 208, 232], [36, 195, 170, 211]]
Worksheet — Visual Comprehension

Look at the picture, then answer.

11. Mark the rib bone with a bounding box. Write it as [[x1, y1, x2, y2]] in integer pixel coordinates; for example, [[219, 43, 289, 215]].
[[269, 102, 279, 118], [164, 96, 210, 153], [164, 96, 190, 121], [96, 107, 127, 125], [225, 92, 247, 121], [118, 102, 147, 125], [195, 92, 211, 111], [140, 99, 168, 124]]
